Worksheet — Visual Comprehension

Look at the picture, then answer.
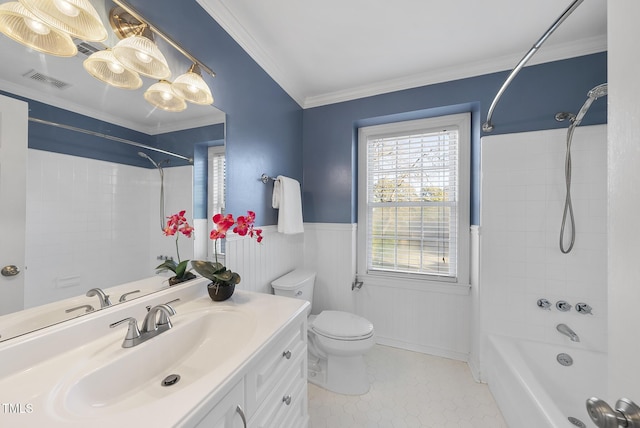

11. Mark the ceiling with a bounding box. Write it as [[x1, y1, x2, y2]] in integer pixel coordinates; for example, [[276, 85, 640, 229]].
[[0, 0, 224, 135], [197, 0, 608, 108]]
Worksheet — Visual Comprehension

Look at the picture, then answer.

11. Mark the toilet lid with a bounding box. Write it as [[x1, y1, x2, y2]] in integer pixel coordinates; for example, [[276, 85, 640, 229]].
[[311, 310, 374, 340]]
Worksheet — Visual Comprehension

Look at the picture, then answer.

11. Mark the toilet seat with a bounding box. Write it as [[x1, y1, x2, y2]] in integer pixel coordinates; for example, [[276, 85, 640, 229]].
[[311, 310, 374, 341]]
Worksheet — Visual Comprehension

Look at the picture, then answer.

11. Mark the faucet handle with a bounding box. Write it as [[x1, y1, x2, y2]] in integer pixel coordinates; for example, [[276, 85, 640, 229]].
[[576, 302, 593, 315], [537, 298, 552, 310], [110, 317, 141, 347], [119, 289, 141, 303]]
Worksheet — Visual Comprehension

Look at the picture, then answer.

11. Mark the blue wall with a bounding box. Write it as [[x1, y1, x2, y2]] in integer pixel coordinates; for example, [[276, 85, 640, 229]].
[[130, 0, 303, 226], [302, 52, 607, 225]]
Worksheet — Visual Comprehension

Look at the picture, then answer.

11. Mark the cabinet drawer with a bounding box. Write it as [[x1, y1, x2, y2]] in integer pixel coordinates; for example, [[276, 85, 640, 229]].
[[245, 318, 306, 415], [249, 349, 306, 428]]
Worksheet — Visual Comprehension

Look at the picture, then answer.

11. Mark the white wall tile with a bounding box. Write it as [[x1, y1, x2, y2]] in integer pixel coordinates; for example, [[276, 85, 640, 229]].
[[24, 150, 193, 308], [478, 126, 608, 369]]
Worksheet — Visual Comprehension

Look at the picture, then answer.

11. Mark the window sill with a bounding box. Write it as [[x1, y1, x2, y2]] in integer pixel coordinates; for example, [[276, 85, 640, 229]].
[[358, 273, 471, 296]]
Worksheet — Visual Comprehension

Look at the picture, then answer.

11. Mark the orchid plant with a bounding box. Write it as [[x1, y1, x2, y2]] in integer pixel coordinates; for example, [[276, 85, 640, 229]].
[[156, 210, 196, 284], [192, 211, 263, 289]]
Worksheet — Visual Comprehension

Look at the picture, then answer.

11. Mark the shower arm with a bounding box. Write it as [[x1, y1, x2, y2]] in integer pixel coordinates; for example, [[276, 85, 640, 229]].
[[482, 0, 584, 132]]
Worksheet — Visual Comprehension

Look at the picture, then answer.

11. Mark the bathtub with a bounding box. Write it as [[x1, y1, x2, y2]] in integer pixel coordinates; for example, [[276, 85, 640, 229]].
[[486, 335, 607, 428]]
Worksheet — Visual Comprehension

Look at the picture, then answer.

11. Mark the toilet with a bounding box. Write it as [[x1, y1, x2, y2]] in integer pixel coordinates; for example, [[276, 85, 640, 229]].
[[271, 269, 375, 395]]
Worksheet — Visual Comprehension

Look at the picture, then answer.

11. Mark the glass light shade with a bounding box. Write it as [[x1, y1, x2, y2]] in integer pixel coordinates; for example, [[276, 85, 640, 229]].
[[0, 2, 76, 57], [83, 49, 142, 90], [144, 80, 187, 112], [112, 35, 171, 80], [171, 64, 214, 105], [19, 0, 107, 42]]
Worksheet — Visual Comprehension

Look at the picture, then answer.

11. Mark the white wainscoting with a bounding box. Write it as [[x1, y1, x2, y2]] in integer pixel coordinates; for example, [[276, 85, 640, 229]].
[[302, 223, 358, 315], [221, 222, 472, 360], [224, 226, 304, 295], [304, 222, 472, 362]]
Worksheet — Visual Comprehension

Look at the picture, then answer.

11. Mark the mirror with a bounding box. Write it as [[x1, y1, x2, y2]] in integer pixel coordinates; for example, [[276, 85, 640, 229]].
[[0, 0, 225, 341]]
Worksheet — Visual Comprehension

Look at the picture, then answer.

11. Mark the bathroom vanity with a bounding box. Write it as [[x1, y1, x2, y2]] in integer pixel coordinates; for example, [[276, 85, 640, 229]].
[[0, 278, 310, 427]]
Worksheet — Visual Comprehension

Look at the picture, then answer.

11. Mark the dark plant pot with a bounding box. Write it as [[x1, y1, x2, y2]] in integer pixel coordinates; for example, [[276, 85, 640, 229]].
[[207, 282, 235, 301], [169, 272, 196, 286]]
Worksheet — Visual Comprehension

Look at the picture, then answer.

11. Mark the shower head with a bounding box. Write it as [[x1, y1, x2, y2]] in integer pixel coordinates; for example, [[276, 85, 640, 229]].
[[588, 83, 608, 100], [573, 82, 608, 126], [138, 151, 159, 169]]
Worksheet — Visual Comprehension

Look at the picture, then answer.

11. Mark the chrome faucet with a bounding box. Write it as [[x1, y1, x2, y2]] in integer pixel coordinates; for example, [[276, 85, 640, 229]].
[[556, 323, 580, 342], [109, 303, 176, 348], [86, 288, 112, 308]]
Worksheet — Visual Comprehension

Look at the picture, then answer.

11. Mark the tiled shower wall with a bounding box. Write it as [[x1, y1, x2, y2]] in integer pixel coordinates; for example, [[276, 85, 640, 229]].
[[479, 125, 607, 364], [25, 150, 193, 308]]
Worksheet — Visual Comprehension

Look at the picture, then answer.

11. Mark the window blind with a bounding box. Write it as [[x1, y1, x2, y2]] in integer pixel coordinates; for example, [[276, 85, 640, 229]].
[[366, 127, 459, 279], [208, 146, 225, 255]]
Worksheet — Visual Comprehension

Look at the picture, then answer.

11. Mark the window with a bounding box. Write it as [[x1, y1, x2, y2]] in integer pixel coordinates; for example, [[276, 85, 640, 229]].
[[357, 113, 470, 284], [208, 145, 225, 256]]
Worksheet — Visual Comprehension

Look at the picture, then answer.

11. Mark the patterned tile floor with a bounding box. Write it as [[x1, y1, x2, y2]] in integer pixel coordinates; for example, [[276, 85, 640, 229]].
[[308, 345, 508, 428]]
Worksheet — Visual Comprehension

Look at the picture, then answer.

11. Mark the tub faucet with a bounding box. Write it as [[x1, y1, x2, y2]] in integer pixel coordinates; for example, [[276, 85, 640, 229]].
[[86, 288, 112, 308], [556, 323, 580, 342]]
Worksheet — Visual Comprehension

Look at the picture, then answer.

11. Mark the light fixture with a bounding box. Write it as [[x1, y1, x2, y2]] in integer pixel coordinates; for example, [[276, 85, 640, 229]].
[[172, 64, 214, 105], [144, 80, 187, 112], [19, 0, 107, 42], [109, 6, 171, 80], [83, 48, 142, 90], [0, 2, 77, 56]]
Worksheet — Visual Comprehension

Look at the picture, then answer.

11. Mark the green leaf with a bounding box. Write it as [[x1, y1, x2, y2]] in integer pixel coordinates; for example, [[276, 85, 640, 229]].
[[192, 260, 226, 280], [156, 260, 178, 274], [192, 260, 241, 285], [175, 260, 190, 278]]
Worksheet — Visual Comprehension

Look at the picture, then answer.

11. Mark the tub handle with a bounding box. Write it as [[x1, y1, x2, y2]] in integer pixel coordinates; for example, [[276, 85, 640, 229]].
[[586, 397, 640, 428]]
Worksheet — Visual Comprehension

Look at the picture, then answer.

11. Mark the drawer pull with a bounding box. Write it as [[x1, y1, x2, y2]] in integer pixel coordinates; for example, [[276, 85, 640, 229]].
[[282, 395, 292, 405], [235, 405, 247, 428], [282, 350, 292, 359]]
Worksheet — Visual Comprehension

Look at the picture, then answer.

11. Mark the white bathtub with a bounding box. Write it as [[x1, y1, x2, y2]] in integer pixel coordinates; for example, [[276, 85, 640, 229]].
[[486, 335, 607, 428]]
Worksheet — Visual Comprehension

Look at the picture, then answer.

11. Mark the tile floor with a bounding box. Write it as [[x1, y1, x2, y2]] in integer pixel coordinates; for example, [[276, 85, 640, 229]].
[[308, 345, 508, 428]]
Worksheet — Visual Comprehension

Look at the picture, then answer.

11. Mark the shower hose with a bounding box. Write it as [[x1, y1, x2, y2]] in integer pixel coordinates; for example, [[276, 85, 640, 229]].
[[559, 124, 577, 254]]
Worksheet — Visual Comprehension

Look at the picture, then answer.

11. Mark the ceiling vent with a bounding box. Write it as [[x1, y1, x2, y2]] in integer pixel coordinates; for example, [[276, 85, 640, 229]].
[[76, 41, 101, 57], [22, 69, 71, 90]]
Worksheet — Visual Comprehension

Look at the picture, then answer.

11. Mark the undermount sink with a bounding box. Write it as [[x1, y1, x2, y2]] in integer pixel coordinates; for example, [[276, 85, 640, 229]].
[[56, 306, 257, 417]]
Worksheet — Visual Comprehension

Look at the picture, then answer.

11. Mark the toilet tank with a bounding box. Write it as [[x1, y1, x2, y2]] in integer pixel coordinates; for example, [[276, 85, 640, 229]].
[[271, 269, 316, 304]]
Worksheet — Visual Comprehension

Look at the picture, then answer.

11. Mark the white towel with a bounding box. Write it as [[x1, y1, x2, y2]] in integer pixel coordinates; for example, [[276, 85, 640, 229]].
[[272, 175, 304, 234]]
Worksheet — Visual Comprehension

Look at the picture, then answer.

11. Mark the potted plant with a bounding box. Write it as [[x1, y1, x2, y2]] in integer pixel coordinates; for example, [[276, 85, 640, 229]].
[[192, 211, 263, 301], [156, 210, 196, 286]]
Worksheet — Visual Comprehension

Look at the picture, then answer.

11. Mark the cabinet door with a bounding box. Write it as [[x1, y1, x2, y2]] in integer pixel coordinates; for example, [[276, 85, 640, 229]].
[[250, 349, 306, 428], [195, 381, 246, 428]]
